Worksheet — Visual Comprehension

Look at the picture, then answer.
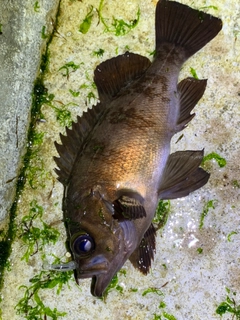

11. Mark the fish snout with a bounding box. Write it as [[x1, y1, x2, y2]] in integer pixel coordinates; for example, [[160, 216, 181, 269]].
[[77, 255, 110, 278]]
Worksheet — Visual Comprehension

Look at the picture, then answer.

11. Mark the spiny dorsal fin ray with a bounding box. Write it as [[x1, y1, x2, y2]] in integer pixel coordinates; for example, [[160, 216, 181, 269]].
[[158, 150, 210, 199], [129, 223, 156, 274], [94, 51, 151, 103], [176, 77, 207, 131], [54, 103, 103, 185]]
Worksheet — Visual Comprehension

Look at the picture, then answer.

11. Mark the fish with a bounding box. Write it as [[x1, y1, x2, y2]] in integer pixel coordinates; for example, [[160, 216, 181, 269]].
[[52, 0, 222, 297]]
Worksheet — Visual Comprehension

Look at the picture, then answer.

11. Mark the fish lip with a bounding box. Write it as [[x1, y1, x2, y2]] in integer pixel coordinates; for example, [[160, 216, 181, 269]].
[[91, 276, 100, 297], [76, 256, 109, 279], [77, 268, 108, 278], [91, 275, 109, 298], [90, 270, 120, 297]]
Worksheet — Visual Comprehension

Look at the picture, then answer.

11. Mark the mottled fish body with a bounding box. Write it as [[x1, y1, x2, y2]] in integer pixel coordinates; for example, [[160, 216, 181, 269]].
[[54, 0, 222, 297]]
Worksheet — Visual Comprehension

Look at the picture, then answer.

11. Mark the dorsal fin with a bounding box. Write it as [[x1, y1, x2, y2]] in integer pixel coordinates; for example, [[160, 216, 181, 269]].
[[94, 51, 151, 103], [54, 103, 102, 185]]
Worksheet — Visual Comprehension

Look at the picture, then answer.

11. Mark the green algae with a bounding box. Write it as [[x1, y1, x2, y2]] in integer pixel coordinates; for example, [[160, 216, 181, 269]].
[[34, 1, 40, 12], [199, 199, 217, 229], [58, 61, 81, 78], [41, 26, 48, 39], [93, 48, 105, 57], [227, 231, 238, 242], [102, 269, 127, 299], [78, 0, 140, 36], [79, 5, 94, 34], [15, 266, 72, 319], [190, 67, 199, 79], [153, 200, 171, 230], [216, 288, 240, 319], [142, 288, 164, 297], [98, 0, 140, 36], [69, 89, 80, 97], [19, 200, 60, 262], [202, 152, 227, 168]]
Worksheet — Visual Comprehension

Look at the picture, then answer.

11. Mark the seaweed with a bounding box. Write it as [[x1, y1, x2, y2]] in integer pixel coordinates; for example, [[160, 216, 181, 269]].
[[15, 266, 72, 319], [79, 5, 94, 34], [143, 289, 177, 320], [142, 288, 164, 297], [227, 231, 238, 242], [19, 200, 60, 262], [232, 180, 240, 188], [69, 89, 80, 97], [199, 200, 217, 229], [58, 61, 81, 79], [78, 0, 140, 36], [190, 67, 199, 79], [93, 48, 105, 57], [33, 1, 40, 12], [153, 200, 171, 230], [98, 0, 140, 36], [102, 270, 126, 299], [202, 152, 226, 168], [216, 288, 240, 319], [41, 26, 48, 39], [39, 91, 77, 127]]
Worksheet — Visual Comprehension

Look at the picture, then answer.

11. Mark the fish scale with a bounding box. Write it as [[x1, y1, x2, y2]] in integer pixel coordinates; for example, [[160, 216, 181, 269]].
[[52, 0, 222, 297]]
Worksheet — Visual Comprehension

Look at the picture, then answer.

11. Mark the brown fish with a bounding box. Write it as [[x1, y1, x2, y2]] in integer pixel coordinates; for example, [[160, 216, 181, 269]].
[[53, 0, 222, 297]]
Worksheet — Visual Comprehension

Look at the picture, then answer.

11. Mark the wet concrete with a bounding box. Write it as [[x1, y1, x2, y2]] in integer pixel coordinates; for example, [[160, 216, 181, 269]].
[[0, 0, 60, 222]]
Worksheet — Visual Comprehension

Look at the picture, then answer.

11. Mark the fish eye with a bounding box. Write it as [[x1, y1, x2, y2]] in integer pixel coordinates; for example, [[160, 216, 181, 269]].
[[72, 234, 95, 255]]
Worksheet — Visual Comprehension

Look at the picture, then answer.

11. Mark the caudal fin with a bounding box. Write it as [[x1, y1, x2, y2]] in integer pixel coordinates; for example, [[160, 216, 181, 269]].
[[155, 0, 222, 58]]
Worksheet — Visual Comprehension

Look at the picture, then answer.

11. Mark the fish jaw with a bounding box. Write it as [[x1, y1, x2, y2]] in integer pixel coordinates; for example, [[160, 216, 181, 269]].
[[72, 220, 138, 297], [66, 192, 139, 297]]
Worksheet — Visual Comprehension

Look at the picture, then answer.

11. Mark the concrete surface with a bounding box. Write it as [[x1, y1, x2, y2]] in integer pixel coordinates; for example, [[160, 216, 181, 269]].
[[0, 0, 240, 319], [0, 0, 60, 222]]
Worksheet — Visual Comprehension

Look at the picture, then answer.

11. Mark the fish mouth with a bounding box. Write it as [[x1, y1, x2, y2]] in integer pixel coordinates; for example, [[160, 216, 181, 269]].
[[76, 256, 116, 297], [78, 256, 127, 297], [77, 256, 109, 279], [89, 257, 130, 297]]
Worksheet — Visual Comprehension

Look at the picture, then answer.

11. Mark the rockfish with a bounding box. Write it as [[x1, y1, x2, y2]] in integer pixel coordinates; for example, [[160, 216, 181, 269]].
[[53, 0, 222, 297]]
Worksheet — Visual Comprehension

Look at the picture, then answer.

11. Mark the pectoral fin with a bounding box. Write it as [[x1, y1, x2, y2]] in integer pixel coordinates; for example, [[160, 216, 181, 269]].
[[113, 194, 146, 220], [129, 223, 156, 274], [158, 150, 210, 199]]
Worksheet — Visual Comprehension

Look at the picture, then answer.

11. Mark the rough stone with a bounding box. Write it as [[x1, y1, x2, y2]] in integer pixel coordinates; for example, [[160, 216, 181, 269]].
[[0, 0, 60, 221]]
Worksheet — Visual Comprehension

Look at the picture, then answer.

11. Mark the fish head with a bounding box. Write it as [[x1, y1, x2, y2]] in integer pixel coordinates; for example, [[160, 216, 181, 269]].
[[65, 188, 137, 297]]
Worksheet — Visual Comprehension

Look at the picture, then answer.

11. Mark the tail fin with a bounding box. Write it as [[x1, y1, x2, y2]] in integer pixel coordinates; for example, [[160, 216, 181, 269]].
[[155, 0, 222, 58]]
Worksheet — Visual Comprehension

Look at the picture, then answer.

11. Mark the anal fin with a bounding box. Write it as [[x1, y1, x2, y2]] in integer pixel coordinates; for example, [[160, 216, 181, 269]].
[[158, 150, 210, 200], [129, 223, 156, 274], [176, 78, 207, 132]]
